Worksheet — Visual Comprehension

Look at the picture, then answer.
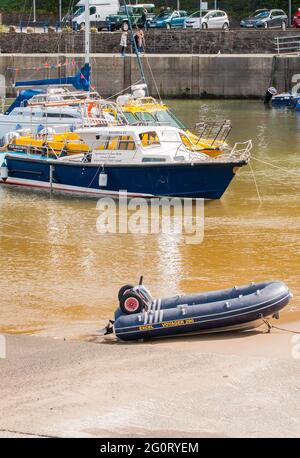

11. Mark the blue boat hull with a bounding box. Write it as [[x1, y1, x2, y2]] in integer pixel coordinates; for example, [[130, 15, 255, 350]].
[[272, 94, 300, 108], [114, 281, 291, 341], [1, 154, 246, 199]]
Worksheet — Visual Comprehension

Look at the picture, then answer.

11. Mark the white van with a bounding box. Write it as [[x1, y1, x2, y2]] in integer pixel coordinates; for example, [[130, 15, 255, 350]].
[[72, 0, 120, 30]]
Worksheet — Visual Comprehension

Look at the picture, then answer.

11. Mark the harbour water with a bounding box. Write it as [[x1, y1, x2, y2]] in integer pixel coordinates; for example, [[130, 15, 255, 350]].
[[0, 100, 299, 335]]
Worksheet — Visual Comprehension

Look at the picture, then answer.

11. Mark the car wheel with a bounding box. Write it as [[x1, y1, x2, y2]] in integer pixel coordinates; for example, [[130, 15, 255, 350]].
[[222, 22, 229, 30], [166, 23, 171, 30], [202, 23, 208, 29]]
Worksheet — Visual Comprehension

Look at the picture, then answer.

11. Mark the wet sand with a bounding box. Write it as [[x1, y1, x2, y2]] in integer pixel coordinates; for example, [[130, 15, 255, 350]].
[[1, 321, 300, 438]]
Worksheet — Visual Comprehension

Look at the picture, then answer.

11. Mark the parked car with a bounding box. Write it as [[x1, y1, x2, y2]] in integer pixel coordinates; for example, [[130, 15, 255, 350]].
[[292, 8, 300, 28], [184, 9, 229, 29], [147, 10, 188, 29], [106, 4, 155, 31], [240, 9, 288, 29]]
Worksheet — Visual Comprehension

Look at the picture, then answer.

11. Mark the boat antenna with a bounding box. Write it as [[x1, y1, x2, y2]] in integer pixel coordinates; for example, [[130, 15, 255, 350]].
[[122, 0, 148, 95], [85, 0, 91, 92]]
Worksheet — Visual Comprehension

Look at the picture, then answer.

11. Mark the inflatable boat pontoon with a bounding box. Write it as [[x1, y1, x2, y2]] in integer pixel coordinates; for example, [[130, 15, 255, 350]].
[[105, 278, 292, 341]]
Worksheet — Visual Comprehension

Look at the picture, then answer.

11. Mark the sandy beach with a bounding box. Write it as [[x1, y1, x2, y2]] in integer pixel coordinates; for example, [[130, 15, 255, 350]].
[[1, 318, 300, 438]]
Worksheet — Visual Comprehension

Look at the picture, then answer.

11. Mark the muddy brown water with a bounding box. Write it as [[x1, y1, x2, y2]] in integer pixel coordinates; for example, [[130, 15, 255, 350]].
[[0, 100, 299, 335]]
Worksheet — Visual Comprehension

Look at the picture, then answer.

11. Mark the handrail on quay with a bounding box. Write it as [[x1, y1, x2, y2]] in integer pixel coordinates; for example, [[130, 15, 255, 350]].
[[19, 20, 49, 33], [275, 35, 300, 55]]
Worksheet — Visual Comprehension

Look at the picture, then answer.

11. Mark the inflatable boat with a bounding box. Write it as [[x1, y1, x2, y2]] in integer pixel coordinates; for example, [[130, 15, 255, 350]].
[[105, 278, 292, 341]]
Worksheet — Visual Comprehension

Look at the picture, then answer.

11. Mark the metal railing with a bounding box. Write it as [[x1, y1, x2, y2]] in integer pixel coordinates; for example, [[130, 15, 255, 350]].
[[195, 120, 232, 147], [188, 139, 252, 163], [19, 21, 49, 32], [275, 35, 300, 54]]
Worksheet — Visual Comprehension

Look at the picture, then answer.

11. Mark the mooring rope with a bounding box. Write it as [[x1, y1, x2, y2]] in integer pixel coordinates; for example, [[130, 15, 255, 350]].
[[261, 317, 300, 334], [252, 156, 300, 178], [248, 160, 262, 204], [271, 325, 300, 335], [144, 53, 163, 104], [105, 79, 144, 101]]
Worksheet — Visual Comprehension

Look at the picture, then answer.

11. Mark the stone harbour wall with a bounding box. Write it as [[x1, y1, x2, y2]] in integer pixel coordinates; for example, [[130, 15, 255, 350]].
[[0, 30, 299, 54], [0, 53, 299, 99]]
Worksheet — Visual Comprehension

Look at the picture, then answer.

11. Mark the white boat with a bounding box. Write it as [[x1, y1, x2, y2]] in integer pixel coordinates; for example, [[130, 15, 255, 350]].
[[0, 124, 252, 199], [0, 0, 94, 139], [0, 85, 129, 145]]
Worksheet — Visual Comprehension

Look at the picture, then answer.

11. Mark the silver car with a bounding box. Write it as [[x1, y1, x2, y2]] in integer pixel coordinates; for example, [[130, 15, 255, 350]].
[[184, 9, 229, 29], [240, 9, 288, 29]]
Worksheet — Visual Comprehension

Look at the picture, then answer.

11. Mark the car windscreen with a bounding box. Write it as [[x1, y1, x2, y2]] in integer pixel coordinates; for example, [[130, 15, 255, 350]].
[[74, 7, 84, 17], [157, 11, 172, 18], [189, 10, 208, 18], [119, 6, 133, 14], [253, 11, 269, 18]]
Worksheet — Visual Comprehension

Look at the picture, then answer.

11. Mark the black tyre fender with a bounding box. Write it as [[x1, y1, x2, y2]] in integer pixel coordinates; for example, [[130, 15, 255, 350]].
[[120, 292, 145, 315], [118, 284, 134, 302]]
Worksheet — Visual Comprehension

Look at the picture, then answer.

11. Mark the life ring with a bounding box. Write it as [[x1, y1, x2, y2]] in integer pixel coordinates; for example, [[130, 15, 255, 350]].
[[87, 102, 97, 117]]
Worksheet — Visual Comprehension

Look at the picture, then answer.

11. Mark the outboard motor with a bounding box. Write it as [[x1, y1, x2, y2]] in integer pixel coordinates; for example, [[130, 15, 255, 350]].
[[264, 87, 277, 104]]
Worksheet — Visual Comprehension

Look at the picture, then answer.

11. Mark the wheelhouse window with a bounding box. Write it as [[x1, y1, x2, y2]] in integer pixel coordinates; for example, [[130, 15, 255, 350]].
[[95, 135, 136, 150], [153, 110, 185, 129], [124, 112, 137, 124], [180, 132, 193, 148], [134, 111, 156, 123], [139, 131, 160, 147], [118, 135, 136, 150]]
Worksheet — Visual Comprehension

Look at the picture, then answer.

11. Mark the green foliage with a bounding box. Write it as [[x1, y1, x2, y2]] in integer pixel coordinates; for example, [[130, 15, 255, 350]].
[[0, 0, 73, 14], [0, 0, 297, 18]]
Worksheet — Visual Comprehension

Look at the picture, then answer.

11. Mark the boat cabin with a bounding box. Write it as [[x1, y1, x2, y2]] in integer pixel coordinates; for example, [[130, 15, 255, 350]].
[[76, 125, 198, 164]]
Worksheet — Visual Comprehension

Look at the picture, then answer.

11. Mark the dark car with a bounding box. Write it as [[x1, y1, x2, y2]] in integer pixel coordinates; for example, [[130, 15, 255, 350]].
[[107, 4, 155, 31], [148, 10, 188, 29], [292, 8, 300, 28], [240, 9, 288, 29]]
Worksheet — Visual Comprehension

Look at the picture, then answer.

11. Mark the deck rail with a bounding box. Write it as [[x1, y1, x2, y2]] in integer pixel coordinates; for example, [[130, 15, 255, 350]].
[[195, 120, 232, 147]]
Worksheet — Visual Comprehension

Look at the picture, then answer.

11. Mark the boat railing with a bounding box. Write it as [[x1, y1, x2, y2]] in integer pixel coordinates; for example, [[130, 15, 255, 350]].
[[195, 120, 232, 147], [274, 35, 300, 55], [227, 139, 252, 161], [188, 139, 252, 163], [28, 91, 101, 107], [80, 99, 130, 127]]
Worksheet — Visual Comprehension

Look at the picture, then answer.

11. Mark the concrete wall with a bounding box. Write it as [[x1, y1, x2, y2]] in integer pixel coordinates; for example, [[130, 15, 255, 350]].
[[0, 30, 299, 54], [0, 54, 299, 98]]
